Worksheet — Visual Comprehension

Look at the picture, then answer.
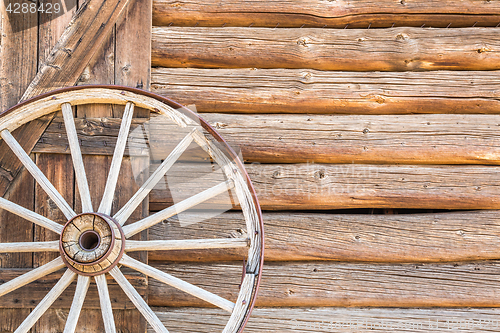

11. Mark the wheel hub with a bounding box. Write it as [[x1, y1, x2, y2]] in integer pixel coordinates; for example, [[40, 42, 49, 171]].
[[60, 213, 125, 276]]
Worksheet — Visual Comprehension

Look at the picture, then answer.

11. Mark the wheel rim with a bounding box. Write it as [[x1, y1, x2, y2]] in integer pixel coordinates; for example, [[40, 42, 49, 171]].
[[0, 85, 264, 333]]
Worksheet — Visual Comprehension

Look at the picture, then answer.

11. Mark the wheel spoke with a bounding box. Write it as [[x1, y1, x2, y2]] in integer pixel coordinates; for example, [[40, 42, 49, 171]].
[[114, 129, 196, 226], [120, 254, 235, 313], [14, 269, 76, 333], [98, 102, 135, 215], [63, 275, 90, 333], [62, 103, 93, 213], [0, 129, 76, 220], [0, 197, 63, 234], [125, 238, 249, 252], [95, 274, 117, 333], [109, 267, 169, 333], [123, 179, 234, 238], [0, 241, 59, 253], [0, 257, 65, 298]]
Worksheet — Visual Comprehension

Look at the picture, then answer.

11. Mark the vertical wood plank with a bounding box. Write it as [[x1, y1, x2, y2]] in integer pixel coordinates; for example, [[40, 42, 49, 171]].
[[73, 1, 151, 331], [0, 0, 37, 327], [114, 1, 151, 331], [33, 153, 74, 267], [34, 8, 79, 331]]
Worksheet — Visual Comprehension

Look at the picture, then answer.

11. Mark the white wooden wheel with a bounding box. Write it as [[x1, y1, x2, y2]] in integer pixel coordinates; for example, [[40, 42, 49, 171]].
[[0, 86, 264, 333]]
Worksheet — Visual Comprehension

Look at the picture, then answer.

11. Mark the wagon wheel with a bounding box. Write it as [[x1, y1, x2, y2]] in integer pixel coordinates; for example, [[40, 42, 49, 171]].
[[0, 86, 263, 333]]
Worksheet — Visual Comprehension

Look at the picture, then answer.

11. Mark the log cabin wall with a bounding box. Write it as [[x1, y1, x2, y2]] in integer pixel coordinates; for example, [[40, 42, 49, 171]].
[[1, 0, 500, 332], [148, 1, 500, 332]]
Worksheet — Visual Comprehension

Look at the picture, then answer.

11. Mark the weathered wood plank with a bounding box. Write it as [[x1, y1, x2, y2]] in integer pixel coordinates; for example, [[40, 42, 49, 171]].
[[0, 0, 132, 206], [150, 163, 500, 210], [152, 0, 500, 28], [0, 1, 38, 325], [35, 309, 145, 333], [23, 0, 132, 100], [26, 2, 74, 270], [148, 210, 500, 263], [0, 0, 39, 203], [33, 113, 500, 165], [0, 309, 30, 332], [73, 1, 152, 329], [0, 270, 147, 309], [148, 261, 500, 308], [115, 0, 152, 91], [34, 154, 74, 267], [151, 307, 500, 332], [152, 27, 500, 71], [151, 68, 500, 114]]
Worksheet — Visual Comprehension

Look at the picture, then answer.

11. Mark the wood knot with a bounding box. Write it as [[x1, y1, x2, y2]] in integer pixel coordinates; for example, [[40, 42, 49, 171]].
[[396, 33, 409, 41], [477, 46, 491, 53], [302, 72, 312, 81], [373, 95, 385, 104], [297, 38, 308, 47], [314, 170, 326, 180], [213, 122, 228, 129]]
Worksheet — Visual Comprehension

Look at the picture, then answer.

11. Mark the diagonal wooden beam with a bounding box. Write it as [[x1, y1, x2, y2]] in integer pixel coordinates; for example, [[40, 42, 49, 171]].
[[0, 0, 131, 199]]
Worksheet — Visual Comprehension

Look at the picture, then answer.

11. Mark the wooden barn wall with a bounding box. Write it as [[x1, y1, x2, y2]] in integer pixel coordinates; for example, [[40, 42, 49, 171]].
[[147, 1, 500, 332]]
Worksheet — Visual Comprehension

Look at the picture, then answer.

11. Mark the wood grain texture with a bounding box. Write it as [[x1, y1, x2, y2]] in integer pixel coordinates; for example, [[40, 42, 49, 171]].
[[34, 113, 500, 165], [0, 0, 132, 204], [152, 0, 500, 28], [148, 210, 500, 263], [0, 0, 38, 201], [152, 27, 500, 71], [34, 153, 74, 267], [0, 2, 38, 325], [150, 307, 500, 332], [149, 162, 500, 211], [72, 2, 152, 328], [23, 0, 131, 100], [33, 116, 149, 156], [116, 0, 152, 91], [0, 270, 147, 309], [0, 168, 34, 268], [34, 309, 146, 333], [148, 261, 500, 308], [151, 68, 500, 114]]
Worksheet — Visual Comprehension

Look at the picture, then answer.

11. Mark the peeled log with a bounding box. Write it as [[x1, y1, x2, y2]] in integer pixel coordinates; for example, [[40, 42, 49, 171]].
[[149, 210, 500, 263], [150, 163, 500, 211], [152, 27, 500, 71], [153, 0, 500, 28], [151, 68, 500, 114]]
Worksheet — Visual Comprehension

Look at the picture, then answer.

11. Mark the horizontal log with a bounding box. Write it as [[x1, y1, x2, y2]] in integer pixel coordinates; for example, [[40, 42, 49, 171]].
[[35, 114, 500, 165], [148, 261, 500, 308], [0, 269, 147, 309], [151, 307, 500, 332], [203, 113, 500, 164], [153, 0, 500, 28], [151, 68, 500, 114], [152, 27, 500, 71], [149, 210, 500, 263], [150, 163, 500, 210]]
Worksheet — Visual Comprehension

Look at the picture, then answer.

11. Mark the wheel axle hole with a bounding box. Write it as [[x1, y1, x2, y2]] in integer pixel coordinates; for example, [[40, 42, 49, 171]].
[[79, 231, 100, 251]]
